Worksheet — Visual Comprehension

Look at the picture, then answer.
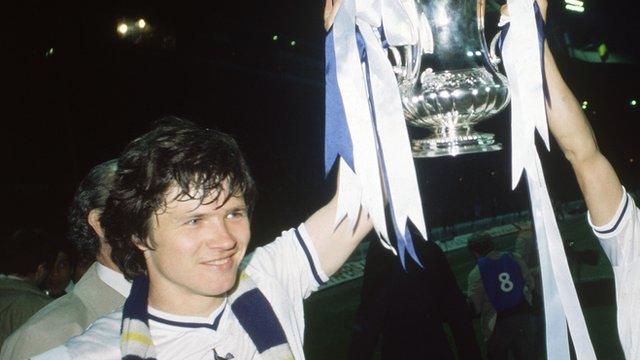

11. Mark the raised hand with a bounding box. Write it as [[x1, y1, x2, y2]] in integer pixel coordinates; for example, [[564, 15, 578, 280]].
[[324, 0, 342, 31]]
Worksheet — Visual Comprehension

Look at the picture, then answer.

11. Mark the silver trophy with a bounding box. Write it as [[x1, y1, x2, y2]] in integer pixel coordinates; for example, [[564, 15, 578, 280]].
[[390, 0, 509, 157]]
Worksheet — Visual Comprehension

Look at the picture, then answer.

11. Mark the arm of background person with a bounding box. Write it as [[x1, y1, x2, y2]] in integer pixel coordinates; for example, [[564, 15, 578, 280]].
[[531, 0, 623, 225]]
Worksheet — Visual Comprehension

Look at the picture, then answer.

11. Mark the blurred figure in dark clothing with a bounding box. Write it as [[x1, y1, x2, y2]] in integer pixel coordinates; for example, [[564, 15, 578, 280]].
[[0, 229, 55, 344], [348, 232, 481, 360], [467, 233, 534, 360]]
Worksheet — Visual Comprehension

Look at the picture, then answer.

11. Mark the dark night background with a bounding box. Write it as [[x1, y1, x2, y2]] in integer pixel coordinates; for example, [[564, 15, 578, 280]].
[[3, 0, 639, 251]]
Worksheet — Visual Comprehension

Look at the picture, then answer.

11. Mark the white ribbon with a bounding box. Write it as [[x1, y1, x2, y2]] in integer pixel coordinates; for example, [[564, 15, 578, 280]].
[[502, 0, 596, 358], [332, 0, 428, 256]]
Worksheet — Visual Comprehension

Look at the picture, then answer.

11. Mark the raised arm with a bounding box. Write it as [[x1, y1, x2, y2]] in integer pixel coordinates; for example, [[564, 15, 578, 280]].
[[304, 0, 374, 277], [304, 186, 374, 277], [533, 0, 623, 225]]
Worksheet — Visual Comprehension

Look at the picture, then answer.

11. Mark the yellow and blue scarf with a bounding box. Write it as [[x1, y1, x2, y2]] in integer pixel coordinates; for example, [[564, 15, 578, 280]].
[[120, 273, 294, 360]]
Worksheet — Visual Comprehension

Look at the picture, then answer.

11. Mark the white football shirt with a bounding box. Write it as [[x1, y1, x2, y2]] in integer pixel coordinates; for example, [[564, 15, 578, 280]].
[[589, 188, 639, 359]]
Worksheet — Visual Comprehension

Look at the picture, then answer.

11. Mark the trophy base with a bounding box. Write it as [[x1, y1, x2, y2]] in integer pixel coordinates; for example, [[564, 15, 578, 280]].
[[411, 132, 502, 158]]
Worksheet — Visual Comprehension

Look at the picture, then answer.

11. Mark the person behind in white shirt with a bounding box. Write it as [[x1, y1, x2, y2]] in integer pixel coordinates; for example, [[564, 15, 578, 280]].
[[1, 159, 132, 360], [510, 1, 639, 357], [34, 116, 374, 360]]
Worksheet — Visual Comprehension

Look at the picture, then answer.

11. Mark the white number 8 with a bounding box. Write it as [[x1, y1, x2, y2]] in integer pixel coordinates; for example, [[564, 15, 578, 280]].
[[498, 272, 514, 292]]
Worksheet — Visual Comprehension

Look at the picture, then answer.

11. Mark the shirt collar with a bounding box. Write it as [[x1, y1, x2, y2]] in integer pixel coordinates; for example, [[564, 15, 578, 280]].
[[96, 262, 131, 297], [147, 298, 227, 331]]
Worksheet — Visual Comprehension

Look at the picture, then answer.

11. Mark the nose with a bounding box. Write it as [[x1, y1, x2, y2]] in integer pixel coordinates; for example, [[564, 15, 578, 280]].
[[204, 222, 237, 251]]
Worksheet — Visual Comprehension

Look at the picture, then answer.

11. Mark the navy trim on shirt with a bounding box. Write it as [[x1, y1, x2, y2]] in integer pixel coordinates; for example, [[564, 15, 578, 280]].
[[294, 228, 326, 285], [148, 309, 224, 331], [595, 194, 630, 235]]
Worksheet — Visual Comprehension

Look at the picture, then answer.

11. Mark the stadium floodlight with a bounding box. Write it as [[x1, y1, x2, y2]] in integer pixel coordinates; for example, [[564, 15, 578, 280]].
[[117, 23, 128, 35], [137, 19, 146, 29]]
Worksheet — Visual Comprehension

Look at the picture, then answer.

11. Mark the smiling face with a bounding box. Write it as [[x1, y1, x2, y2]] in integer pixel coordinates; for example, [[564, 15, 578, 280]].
[[141, 183, 251, 312]]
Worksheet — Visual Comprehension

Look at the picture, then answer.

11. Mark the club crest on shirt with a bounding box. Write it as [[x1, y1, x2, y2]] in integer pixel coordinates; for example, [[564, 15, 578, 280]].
[[213, 349, 234, 359]]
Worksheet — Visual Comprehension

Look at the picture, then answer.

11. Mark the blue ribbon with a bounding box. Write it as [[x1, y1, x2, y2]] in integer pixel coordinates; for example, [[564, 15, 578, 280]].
[[325, 26, 422, 268], [358, 27, 422, 268], [325, 29, 355, 175], [533, 1, 551, 105]]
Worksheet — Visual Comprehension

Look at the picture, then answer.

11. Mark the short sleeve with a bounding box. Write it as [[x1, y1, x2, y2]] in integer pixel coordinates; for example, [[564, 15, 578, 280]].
[[588, 189, 640, 267], [245, 224, 329, 300]]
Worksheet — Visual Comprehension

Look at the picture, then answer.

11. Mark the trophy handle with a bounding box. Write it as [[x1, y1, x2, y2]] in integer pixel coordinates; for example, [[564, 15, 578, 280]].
[[489, 32, 503, 67]]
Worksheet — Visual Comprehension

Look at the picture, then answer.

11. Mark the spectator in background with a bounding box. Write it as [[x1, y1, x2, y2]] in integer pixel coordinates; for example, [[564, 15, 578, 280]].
[[0, 229, 55, 345], [43, 246, 75, 298], [467, 233, 534, 360], [1, 159, 131, 360], [348, 229, 481, 359]]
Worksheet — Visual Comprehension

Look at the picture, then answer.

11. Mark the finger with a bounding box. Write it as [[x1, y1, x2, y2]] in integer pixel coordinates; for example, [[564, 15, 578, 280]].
[[500, 4, 510, 16], [324, 0, 342, 31]]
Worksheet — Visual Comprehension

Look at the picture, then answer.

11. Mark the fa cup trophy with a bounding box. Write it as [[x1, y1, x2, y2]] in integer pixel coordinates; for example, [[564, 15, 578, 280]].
[[390, 0, 510, 157]]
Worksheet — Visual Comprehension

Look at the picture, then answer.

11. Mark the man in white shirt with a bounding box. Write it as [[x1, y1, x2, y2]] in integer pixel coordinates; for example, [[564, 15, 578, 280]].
[[34, 116, 373, 359], [526, 1, 639, 357], [1, 159, 132, 360]]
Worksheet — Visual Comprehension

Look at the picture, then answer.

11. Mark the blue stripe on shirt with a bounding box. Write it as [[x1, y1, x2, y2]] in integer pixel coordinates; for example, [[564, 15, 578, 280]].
[[147, 309, 224, 331], [595, 194, 630, 235], [294, 228, 326, 286]]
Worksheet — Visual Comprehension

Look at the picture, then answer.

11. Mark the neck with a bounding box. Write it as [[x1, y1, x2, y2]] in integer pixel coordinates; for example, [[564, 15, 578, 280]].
[[147, 279, 225, 318], [96, 254, 120, 273]]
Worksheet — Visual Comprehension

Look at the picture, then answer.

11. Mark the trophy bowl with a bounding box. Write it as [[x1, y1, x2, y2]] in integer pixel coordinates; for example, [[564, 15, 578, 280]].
[[391, 0, 510, 158]]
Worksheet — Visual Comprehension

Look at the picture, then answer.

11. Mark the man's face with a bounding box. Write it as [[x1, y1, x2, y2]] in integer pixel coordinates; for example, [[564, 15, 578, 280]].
[[142, 184, 251, 302]]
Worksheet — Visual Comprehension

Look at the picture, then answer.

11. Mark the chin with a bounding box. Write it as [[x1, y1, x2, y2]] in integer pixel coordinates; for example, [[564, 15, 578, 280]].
[[201, 273, 238, 296]]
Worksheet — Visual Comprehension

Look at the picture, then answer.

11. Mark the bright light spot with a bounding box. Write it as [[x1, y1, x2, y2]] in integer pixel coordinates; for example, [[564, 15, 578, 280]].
[[565, 4, 585, 12], [581, 100, 588, 110], [137, 19, 146, 29], [290, 40, 296, 46], [466, 51, 473, 57], [629, 158, 635, 164], [565, 0, 584, 6], [485, 86, 491, 92], [117, 23, 128, 35], [631, 99, 638, 106], [475, 50, 482, 56], [272, 35, 278, 41], [472, 89, 479, 96], [45, 48, 54, 57], [439, 90, 451, 99]]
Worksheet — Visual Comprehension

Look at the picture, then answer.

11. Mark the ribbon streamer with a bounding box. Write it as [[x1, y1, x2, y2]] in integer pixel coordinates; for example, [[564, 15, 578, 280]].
[[501, 0, 596, 358], [325, 0, 428, 266]]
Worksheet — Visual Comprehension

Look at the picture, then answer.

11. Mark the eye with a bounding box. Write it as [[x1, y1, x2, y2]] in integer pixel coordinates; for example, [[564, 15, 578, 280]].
[[185, 217, 201, 226], [226, 209, 247, 220]]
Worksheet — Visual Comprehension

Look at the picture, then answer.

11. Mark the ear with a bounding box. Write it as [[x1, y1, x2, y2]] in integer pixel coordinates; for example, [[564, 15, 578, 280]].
[[132, 235, 151, 252], [87, 209, 105, 239]]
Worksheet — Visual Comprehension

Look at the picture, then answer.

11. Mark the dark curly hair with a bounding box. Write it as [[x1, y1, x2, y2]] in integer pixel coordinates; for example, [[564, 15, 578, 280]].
[[2, 228, 56, 277], [67, 159, 118, 260], [102, 116, 256, 280]]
